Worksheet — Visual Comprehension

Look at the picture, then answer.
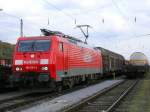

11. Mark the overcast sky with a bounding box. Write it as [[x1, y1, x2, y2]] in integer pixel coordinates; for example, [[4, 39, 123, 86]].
[[0, 0, 150, 60]]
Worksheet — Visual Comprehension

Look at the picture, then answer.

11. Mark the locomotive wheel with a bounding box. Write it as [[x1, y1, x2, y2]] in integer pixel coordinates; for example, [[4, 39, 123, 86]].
[[47, 81, 56, 91], [68, 79, 74, 89], [56, 85, 62, 93], [56, 82, 63, 93], [86, 76, 92, 85]]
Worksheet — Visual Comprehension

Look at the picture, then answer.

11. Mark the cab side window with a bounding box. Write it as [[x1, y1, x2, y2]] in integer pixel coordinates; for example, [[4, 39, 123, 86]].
[[59, 42, 63, 52]]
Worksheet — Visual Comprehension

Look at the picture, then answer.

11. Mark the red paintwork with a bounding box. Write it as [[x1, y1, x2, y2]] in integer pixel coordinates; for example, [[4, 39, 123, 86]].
[[0, 59, 6, 65], [12, 35, 102, 81]]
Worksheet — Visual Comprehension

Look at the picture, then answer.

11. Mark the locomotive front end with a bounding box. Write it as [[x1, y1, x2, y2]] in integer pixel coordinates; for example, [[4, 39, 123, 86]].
[[12, 37, 53, 85]]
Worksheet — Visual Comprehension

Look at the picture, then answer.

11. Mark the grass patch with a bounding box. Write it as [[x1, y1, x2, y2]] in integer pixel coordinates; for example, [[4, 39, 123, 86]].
[[128, 72, 150, 112]]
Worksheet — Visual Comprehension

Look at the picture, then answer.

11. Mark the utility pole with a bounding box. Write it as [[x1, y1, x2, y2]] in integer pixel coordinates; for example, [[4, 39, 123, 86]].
[[20, 19, 23, 37], [76, 25, 91, 44], [0, 9, 24, 37]]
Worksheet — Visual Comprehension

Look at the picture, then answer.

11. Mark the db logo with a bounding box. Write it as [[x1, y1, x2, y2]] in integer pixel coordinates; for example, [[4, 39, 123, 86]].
[[83, 54, 92, 62], [30, 54, 35, 58]]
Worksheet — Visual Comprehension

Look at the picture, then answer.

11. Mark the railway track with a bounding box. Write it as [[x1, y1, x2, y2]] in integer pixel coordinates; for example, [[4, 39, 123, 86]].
[[0, 91, 56, 112], [0, 78, 111, 112], [112, 80, 141, 112], [63, 80, 138, 112], [113, 72, 150, 112]]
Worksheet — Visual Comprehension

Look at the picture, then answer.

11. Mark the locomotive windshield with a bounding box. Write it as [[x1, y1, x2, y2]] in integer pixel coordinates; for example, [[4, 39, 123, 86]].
[[18, 40, 50, 52]]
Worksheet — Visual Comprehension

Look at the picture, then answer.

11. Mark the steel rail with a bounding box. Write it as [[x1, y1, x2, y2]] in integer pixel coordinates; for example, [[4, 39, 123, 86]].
[[63, 80, 124, 112], [3, 78, 109, 111], [104, 80, 138, 112]]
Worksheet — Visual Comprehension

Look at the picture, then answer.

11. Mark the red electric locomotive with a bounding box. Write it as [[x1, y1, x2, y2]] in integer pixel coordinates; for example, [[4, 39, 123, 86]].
[[12, 29, 103, 90]]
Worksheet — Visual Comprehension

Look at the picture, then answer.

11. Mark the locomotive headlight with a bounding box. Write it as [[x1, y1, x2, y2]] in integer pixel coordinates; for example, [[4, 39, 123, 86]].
[[44, 67, 48, 70], [41, 66, 48, 71], [16, 67, 22, 71], [16, 67, 20, 71]]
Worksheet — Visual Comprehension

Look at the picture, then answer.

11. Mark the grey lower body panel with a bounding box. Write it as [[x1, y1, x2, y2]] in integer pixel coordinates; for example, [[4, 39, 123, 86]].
[[56, 68, 103, 78]]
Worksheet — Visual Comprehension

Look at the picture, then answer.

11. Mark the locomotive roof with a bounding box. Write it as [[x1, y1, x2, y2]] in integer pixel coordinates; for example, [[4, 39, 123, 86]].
[[40, 29, 83, 43], [18, 36, 51, 40], [40, 29, 97, 50]]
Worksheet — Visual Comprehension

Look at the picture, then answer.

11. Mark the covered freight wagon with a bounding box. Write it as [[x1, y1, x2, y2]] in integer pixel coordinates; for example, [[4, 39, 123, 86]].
[[95, 47, 125, 76], [0, 41, 14, 86], [0, 41, 14, 66]]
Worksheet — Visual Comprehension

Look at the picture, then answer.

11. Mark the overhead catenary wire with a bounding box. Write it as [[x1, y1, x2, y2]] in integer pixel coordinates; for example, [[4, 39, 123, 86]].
[[111, 0, 137, 37], [121, 33, 150, 41], [0, 12, 24, 36], [1, 12, 21, 19], [111, 0, 150, 50], [1, 1, 147, 39], [42, 0, 75, 21], [111, 0, 128, 20]]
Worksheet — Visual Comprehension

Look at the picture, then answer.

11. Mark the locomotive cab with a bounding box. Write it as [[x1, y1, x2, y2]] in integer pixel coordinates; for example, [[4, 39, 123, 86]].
[[12, 36, 59, 86]]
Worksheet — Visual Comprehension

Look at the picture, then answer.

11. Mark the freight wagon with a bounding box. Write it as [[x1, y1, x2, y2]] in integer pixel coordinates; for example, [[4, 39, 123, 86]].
[[124, 52, 149, 78], [95, 47, 125, 76], [0, 41, 14, 87]]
